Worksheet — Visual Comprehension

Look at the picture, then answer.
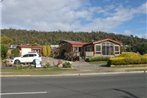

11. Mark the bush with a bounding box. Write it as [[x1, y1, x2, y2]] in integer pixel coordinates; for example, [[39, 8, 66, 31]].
[[141, 54, 147, 64], [63, 62, 71, 68], [1, 44, 8, 59], [108, 52, 147, 66], [108, 57, 127, 66], [43, 62, 51, 68], [88, 56, 110, 62], [118, 52, 140, 58], [42, 45, 51, 57], [11, 48, 20, 57]]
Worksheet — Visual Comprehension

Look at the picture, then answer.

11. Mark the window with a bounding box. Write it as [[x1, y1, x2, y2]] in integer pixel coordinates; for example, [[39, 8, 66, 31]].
[[114, 45, 120, 54], [102, 42, 114, 55], [23, 54, 29, 57], [85, 46, 93, 52], [96, 45, 101, 51], [115, 52, 120, 54], [95, 44, 101, 54], [115, 46, 119, 51], [28, 54, 36, 57]]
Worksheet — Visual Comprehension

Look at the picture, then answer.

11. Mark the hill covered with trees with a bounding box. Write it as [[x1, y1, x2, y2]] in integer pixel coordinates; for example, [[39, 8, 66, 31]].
[[1, 28, 147, 54]]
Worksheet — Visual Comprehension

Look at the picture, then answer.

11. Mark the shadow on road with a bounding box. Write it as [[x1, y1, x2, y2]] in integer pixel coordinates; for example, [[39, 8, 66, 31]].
[[113, 88, 140, 98]]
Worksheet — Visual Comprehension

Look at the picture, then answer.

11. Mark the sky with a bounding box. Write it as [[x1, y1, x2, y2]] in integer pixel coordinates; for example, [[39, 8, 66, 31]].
[[1, 0, 147, 38]]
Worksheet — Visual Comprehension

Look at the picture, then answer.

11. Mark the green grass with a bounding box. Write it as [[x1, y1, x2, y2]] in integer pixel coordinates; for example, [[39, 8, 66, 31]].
[[1, 68, 77, 75], [88, 61, 107, 65]]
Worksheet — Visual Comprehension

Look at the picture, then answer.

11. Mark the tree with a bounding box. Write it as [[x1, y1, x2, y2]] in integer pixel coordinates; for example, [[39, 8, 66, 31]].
[[133, 43, 147, 55], [11, 48, 20, 57], [46, 45, 51, 57], [42, 46, 47, 56], [1, 44, 8, 59], [1, 35, 13, 44], [2, 29, 147, 54]]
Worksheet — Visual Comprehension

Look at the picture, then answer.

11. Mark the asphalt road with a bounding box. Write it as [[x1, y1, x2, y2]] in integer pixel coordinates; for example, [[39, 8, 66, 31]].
[[1, 73, 147, 98]]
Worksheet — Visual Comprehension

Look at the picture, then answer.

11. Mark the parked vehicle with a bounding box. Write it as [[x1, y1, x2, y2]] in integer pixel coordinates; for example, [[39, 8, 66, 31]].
[[11, 52, 42, 65]]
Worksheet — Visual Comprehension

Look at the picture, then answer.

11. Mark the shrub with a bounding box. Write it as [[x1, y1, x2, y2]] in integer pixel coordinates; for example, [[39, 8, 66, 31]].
[[42, 45, 51, 57], [108, 57, 128, 66], [63, 62, 71, 68], [43, 62, 51, 68], [88, 56, 110, 62], [11, 48, 20, 57], [108, 52, 147, 66], [125, 56, 142, 64], [118, 52, 141, 58], [1, 44, 8, 59], [141, 54, 147, 64], [42, 46, 47, 57]]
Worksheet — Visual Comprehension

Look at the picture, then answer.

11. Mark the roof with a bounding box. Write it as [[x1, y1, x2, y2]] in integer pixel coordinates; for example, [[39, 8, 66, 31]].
[[18, 45, 42, 49], [86, 38, 123, 45], [61, 40, 87, 47]]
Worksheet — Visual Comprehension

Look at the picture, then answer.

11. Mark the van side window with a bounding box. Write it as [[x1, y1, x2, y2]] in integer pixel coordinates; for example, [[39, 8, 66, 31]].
[[23, 54, 29, 57], [28, 54, 36, 57]]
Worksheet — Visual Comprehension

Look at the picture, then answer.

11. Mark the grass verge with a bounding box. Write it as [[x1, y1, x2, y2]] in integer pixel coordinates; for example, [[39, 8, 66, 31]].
[[88, 61, 107, 65], [1, 68, 77, 75]]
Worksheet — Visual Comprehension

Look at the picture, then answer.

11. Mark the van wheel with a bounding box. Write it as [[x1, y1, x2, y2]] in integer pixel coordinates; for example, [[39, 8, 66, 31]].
[[33, 60, 36, 65], [14, 60, 20, 64]]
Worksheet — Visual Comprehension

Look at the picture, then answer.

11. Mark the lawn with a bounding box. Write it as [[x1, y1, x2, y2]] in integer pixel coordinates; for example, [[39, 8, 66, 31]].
[[88, 61, 107, 65], [1, 67, 77, 75]]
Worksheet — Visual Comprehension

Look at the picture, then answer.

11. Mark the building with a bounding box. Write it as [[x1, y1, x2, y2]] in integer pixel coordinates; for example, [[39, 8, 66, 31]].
[[10, 44, 18, 49], [50, 45, 59, 49], [59, 39, 122, 58], [84, 39, 122, 57], [59, 40, 87, 58], [17, 45, 43, 56]]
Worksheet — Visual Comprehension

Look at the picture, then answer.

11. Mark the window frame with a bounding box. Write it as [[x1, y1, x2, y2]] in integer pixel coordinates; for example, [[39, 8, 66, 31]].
[[114, 45, 120, 54], [95, 44, 101, 54]]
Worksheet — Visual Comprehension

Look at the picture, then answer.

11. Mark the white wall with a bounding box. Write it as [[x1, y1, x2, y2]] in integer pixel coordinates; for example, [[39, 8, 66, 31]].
[[20, 48, 32, 56]]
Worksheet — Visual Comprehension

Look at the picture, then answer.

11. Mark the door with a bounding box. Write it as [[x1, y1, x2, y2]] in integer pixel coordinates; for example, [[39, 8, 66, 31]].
[[21, 54, 29, 63]]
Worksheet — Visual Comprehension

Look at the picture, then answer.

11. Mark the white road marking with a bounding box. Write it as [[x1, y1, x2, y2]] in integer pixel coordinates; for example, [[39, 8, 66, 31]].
[[1, 91, 48, 95]]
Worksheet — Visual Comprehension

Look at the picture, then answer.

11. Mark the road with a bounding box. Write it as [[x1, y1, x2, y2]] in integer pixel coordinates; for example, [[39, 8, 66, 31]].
[[1, 73, 147, 98]]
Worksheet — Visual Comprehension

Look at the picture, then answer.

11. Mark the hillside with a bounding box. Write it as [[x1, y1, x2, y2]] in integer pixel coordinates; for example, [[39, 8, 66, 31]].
[[1, 29, 147, 54]]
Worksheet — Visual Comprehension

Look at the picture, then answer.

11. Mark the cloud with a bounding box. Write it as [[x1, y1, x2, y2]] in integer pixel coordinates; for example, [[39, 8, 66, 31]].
[[2, 0, 147, 34], [76, 2, 147, 32], [2, 0, 84, 30], [137, 2, 147, 14]]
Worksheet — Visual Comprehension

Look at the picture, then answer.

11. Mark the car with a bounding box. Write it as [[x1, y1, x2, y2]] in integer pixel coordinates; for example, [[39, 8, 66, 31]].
[[11, 52, 42, 65]]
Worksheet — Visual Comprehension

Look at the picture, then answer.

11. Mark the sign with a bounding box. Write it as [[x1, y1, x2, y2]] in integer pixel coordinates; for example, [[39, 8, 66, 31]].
[[35, 59, 41, 68]]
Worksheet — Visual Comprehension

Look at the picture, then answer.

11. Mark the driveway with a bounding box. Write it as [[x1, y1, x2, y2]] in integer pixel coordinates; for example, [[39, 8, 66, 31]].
[[42, 57, 117, 72]]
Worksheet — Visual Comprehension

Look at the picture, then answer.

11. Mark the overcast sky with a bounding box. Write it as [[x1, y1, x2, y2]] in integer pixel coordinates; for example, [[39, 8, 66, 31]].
[[1, 0, 147, 38]]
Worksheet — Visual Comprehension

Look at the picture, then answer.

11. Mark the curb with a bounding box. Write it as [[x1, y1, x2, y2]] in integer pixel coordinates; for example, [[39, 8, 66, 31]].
[[1, 71, 146, 77]]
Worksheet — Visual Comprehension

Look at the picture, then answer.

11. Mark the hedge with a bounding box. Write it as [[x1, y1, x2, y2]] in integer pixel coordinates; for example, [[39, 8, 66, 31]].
[[141, 54, 147, 64], [108, 52, 147, 66]]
